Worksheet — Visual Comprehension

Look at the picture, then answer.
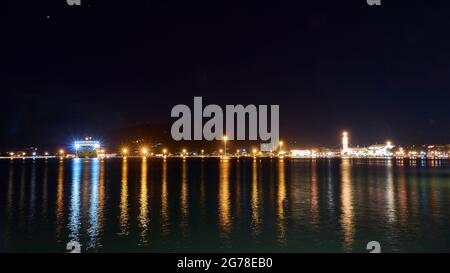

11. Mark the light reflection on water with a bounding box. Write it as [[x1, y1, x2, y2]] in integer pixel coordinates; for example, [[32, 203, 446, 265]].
[[277, 159, 286, 245], [180, 159, 188, 236], [139, 158, 149, 245], [119, 158, 129, 235], [340, 158, 354, 250], [56, 159, 64, 240], [251, 159, 262, 237], [0, 157, 449, 252], [218, 158, 231, 241], [68, 158, 81, 242], [161, 159, 169, 236]]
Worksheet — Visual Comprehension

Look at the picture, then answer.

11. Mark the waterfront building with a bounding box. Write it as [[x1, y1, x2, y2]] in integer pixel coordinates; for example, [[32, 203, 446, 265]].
[[367, 142, 394, 157], [426, 145, 450, 159], [291, 149, 316, 158]]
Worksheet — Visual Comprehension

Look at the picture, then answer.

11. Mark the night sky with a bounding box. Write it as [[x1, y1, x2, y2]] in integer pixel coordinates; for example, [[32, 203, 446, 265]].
[[1, 0, 450, 150]]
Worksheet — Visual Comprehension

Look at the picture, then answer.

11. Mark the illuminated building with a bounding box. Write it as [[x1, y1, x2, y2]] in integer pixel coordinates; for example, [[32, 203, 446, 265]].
[[291, 150, 315, 158], [337, 131, 395, 158], [426, 145, 450, 159], [74, 138, 101, 158], [367, 142, 394, 157]]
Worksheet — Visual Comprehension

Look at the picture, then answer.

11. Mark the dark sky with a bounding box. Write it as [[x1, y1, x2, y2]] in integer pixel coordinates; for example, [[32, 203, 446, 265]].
[[1, 0, 450, 149]]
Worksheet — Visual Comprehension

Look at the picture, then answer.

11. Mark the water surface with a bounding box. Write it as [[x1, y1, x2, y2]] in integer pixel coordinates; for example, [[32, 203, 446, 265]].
[[0, 157, 449, 252]]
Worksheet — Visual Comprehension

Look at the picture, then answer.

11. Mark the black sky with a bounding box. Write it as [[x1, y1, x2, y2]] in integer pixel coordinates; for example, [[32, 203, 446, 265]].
[[1, 0, 450, 149]]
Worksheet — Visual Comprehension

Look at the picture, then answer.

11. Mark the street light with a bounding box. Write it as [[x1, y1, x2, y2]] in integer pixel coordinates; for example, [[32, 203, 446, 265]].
[[141, 147, 148, 157], [223, 135, 228, 157], [122, 148, 128, 157]]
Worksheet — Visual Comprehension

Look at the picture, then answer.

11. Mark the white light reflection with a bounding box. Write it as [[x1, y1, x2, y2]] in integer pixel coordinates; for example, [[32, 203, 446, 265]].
[[69, 158, 82, 242]]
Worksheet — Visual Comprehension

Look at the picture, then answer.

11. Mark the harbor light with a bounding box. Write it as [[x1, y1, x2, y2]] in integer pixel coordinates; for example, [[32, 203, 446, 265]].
[[395, 147, 405, 158], [122, 148, 128, 156], [223, 135, 228, 157], [278, 140, 284, 156], [141, 147, 148, 156], [342, 131, 349, 155]]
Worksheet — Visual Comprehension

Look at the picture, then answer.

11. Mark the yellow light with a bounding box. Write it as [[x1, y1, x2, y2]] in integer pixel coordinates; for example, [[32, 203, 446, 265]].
[[201, 149, 204, 154], [223, 135, 228, 141], [182, 149, 187, 154], [22, 152, 26, 156], [44, 152, 49, 156], [279, 141, 283, 146], [122, 148, 128, 154], [236, 149, 240, 153], [141, 148, 148, 155], [59, 149, 64, 155], [101, 149, 105, 154], [9, 152, 14, 156], [219, 149, 223, 154], [252, 149, 257, 154], [163, 149, 167, 154]]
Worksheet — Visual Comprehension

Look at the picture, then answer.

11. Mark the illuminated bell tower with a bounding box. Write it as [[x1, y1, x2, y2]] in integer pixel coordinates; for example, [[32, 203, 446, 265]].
[[342, 131, 349, 155]]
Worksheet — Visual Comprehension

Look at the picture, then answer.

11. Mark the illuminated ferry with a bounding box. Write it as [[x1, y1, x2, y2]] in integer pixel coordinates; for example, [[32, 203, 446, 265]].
[[74, 137, 101, 158]]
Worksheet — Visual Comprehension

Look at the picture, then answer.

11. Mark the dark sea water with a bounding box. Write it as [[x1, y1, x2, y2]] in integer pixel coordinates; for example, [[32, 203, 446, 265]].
[[0, 157, 449, 253]]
